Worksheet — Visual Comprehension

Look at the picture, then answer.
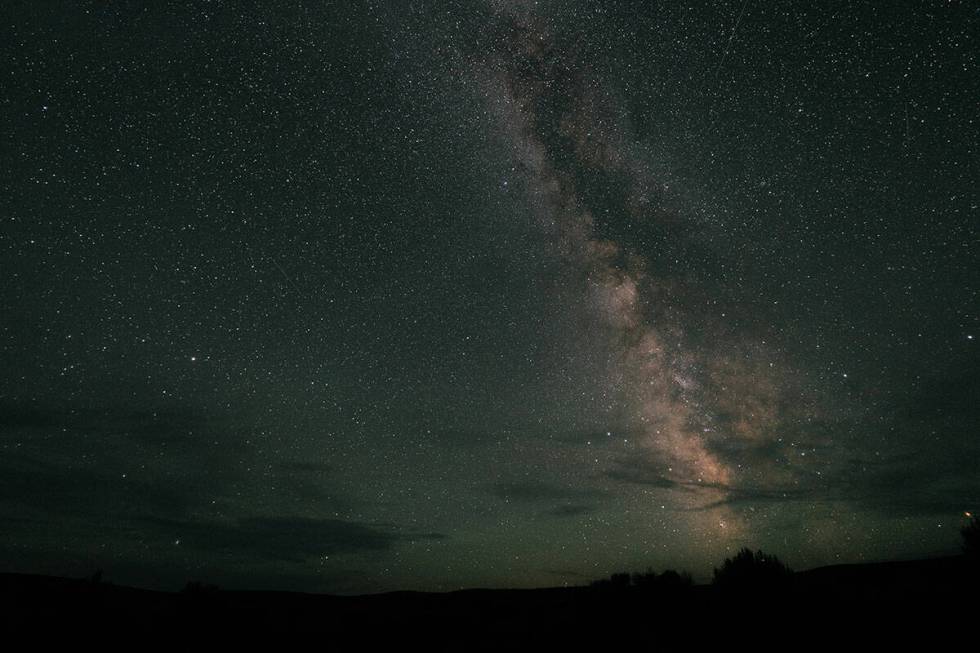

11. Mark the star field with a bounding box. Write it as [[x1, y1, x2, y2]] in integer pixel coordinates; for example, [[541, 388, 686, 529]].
[[1, 1, 977, 593]]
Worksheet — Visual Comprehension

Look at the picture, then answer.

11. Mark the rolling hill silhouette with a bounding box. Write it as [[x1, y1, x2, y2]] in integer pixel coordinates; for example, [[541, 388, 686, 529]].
[[2, 553, 975, 643]]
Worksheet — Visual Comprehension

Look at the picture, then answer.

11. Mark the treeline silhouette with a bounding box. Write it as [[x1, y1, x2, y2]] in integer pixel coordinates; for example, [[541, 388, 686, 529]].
[[588, 547, 791, 596], [82, 520, 980, 599], [589, 568, 693, 592], [587, 519, 980, 601], [1, 521, 976, 642], [88, 522, 980, 600]]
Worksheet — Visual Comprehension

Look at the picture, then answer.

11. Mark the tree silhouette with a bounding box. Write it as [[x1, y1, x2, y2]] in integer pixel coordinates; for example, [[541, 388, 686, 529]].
[[713, 548, 793, 592]]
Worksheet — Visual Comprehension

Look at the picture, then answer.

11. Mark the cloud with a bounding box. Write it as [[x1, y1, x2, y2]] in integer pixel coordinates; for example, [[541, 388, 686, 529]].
[[159, 516, 445, 562], [489, 480, 607, 503], [0, 402, 212, 445], [602, 457, 680, 489], [0, 400, 360, 537], [0, 452, 201, 520], [543, 504, 597, 518], [419, 427, 505, 447]]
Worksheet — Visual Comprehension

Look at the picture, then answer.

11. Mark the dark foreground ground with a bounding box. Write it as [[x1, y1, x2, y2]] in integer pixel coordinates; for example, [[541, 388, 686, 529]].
[[2, 556, 975, 646]]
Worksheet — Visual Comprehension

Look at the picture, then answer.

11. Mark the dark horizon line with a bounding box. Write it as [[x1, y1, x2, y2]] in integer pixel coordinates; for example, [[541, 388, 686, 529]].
[[1, 549, 968, 598]]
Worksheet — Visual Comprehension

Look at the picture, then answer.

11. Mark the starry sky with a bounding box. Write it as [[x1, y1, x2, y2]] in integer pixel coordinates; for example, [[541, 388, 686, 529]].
[[1, 0, 977, 594]]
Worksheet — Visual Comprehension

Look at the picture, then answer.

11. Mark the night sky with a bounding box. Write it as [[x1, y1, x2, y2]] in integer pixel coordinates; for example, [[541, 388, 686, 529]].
[[2, 1, 977, 594]]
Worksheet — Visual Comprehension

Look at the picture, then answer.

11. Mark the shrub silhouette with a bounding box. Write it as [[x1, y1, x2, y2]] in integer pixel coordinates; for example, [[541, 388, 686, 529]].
[[713, 548, 793, 592], [631, 568, 658, 589], [591, 568, 692, 593]]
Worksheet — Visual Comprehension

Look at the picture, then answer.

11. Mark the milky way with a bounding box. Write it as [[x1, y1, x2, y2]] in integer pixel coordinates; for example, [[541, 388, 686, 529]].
[[473, 2, 811, 533]]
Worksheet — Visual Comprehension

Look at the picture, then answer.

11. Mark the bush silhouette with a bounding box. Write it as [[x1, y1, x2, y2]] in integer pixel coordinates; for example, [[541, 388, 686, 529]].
[[591, 568, 692, 594], [713, 548, 793, 592], [631, 568, 658, 589]]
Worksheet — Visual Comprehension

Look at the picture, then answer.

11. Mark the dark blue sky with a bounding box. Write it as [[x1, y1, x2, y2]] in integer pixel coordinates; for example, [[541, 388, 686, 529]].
[[1, 0, 977, 593]]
